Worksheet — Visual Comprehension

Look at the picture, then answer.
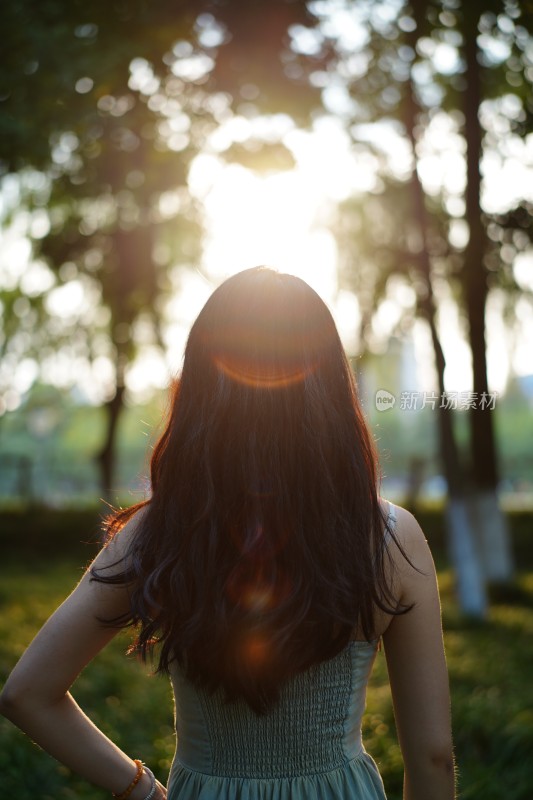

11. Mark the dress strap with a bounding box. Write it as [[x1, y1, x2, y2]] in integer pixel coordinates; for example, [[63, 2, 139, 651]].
[[383, 501, 397, 547]]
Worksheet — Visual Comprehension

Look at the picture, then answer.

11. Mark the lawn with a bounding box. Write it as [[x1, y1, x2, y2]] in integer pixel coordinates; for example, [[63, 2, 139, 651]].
[[1, 556, 532, 799]]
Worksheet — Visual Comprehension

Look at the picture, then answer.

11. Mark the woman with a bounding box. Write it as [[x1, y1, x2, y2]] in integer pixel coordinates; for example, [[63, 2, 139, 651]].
[[0, 267, 454, 800]]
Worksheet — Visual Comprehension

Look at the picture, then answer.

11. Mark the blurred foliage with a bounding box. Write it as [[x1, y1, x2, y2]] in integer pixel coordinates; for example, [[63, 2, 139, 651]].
[[1, 558, 533, 798], [0, 0, 326, 491], [0, 0, 324, 171], [330, 0, 533, 314], [0, 384, 164, 505], [327, 0, 533, 493]]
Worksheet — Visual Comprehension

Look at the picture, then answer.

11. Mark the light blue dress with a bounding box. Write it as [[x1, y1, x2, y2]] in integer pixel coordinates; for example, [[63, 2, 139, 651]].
[[167, 506, 396, 799], [167, 641, 386, 799]]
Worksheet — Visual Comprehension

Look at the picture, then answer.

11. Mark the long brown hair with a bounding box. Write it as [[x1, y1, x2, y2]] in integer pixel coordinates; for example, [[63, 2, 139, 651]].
[[92, 266, 407, 713]]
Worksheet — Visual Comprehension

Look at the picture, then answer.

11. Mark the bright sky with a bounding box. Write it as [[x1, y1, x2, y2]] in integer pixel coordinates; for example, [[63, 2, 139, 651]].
[[168, 112, 533, 399]]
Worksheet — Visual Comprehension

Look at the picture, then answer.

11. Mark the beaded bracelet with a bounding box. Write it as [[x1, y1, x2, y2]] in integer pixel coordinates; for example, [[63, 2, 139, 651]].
[[113, 760, 144, 800], [140, 766, 157, 800]]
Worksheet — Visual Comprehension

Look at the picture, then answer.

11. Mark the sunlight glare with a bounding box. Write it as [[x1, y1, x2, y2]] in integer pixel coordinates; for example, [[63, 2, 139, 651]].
[[44, 280, 85, 318], [197, 162, 338, 302], [512, 296, 533, 378]]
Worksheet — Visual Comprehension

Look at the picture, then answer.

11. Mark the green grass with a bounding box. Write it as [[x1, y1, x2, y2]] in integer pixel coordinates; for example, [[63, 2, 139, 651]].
[[1, 559, 533, 799]]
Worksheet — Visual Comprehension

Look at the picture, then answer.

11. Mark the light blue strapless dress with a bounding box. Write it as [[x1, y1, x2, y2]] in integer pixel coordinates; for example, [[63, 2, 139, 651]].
[[167, 505, 396, 799]]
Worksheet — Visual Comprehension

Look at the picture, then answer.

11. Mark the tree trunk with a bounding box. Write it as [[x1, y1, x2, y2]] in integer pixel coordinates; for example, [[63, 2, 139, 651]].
[[96, 384, 125, 502], [462, 9, 514, 583], [471, 489, 514, 583], [446, 498, 488, 616], [403, 7, 487, 615], [426, 302, 487, 616]]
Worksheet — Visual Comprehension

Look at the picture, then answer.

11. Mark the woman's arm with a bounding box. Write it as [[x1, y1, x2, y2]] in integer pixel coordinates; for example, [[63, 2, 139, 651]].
[[0, 512, 166, 800], [382, 505, 455, 800]]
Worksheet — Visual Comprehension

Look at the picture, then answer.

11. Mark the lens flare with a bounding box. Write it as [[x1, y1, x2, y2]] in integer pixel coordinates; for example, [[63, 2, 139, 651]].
[[226, 572, 274, 612], [242, 634, 270, 667], [228, 520, 291, 558], [225, 562, 291, 613], [214, 355, 314, 389], [242, 585, 274, 612], [204, 310, 332, 391]]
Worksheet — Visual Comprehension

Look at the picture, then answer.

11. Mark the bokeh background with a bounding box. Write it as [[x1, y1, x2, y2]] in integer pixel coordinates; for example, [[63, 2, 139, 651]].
[[0, 1, 532, 798]]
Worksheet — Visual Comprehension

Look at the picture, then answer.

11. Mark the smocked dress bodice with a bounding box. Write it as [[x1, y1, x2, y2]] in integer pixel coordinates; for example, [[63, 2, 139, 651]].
[[166, 505, 396, 799]]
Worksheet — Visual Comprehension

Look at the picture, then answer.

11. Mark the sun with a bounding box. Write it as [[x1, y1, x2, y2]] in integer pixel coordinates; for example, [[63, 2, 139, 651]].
[[188, 154, 339, 304]]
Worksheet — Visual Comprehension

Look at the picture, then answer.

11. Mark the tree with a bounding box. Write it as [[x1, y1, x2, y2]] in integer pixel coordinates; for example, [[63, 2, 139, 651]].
[[316, 0, 532, 608], [0, 0, 324, 497], [457, 0, 530, 584]]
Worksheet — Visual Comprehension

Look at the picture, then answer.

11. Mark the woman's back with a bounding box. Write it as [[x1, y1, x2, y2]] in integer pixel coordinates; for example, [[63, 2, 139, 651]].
[[165, 504, 398, 800], [168, 641, 384, 798]]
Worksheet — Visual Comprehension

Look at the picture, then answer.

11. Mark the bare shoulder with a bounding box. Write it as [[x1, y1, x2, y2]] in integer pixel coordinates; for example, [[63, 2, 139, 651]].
[[383, 500, 424, 543], [383, 500, 432, 559], [96, 503, 149, 570], [379, 500, 437, 608]]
